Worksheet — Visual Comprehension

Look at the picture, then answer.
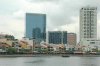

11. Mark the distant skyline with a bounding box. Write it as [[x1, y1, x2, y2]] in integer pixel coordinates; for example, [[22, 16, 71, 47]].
[[0, 0, 100, 42]]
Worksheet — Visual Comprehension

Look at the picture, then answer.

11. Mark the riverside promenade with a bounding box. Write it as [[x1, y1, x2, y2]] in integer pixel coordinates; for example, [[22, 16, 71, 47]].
[[0, 54, 100, 57]]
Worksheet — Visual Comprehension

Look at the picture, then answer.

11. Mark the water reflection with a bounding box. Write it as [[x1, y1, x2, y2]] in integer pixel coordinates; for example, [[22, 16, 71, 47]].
[[0, 56, 100, 66], [25, 59, 44, 63], [80, 57, 98, 66]]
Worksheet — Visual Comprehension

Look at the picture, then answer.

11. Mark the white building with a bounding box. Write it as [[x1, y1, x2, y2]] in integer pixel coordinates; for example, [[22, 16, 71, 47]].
[[80, 6, 97, 45]]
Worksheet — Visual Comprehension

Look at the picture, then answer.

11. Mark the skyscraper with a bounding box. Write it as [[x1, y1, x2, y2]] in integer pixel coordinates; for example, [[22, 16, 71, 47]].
[[48, 31, 67, 44], [26, 13, 46, 43], [80, 6, 97, 45]]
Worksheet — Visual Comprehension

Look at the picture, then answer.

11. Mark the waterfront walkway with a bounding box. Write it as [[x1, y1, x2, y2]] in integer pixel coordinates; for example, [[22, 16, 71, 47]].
[[0, 54, 100, 57]]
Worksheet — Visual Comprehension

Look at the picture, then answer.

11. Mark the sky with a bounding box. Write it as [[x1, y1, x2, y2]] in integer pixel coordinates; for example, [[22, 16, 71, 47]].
[[0, 0, 100, 42]]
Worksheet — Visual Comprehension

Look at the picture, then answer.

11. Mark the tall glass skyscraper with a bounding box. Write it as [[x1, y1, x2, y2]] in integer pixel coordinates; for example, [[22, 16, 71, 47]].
[[26, 13, 46, 43]]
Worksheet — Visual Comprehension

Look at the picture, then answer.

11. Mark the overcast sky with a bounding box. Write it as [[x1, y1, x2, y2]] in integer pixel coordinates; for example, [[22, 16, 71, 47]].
[[0, 0, 100, 42]]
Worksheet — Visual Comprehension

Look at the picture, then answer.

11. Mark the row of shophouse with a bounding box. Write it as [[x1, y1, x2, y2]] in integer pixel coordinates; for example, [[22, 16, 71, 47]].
[[0, 34, 66, 54], [0, 33, 100, 54], [0, 33, 75, 54], [0, 34, 31, 53]]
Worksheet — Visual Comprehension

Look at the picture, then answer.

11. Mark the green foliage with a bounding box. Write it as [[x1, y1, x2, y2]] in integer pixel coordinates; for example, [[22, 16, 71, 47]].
[[7, 47, 17, 54], [19, 48, 31, 53], [41, 48, 48, 53], [92, 48, 98, 52], [5, 35, 15, 40]]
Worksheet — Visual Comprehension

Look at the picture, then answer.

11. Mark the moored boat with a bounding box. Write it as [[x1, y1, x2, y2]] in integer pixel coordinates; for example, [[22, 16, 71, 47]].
[[62, 55, 70, 57]]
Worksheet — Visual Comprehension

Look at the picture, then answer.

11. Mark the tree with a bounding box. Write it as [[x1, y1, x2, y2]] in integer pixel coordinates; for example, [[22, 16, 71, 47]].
[[7, 47, 17, 54]]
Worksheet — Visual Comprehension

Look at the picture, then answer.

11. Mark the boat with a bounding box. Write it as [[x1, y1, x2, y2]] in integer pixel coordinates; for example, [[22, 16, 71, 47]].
[[62, 55, 70, 57]]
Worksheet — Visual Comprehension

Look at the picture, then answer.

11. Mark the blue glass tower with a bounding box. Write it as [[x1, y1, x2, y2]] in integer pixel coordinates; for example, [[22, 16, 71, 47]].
[[26, 13, 46, 43]]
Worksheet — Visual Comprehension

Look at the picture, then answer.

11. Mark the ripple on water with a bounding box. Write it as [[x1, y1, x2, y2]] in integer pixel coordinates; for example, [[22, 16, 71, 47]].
[[82, 63, 97, 66], [25, 59, 44, 63]]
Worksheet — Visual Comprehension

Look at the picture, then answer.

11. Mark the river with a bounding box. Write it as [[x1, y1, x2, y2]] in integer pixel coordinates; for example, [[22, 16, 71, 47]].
[[0, 56, 100, 66]]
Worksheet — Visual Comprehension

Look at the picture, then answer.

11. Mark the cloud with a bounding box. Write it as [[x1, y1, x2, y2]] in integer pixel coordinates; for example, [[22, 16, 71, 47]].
[[25, 0, 100, 42], [0, 0, 22, 15], [0, 0, 100, 42], [0, 15, 24, 39], [26, 0, 60, 2], [13, 10, 25, 20]]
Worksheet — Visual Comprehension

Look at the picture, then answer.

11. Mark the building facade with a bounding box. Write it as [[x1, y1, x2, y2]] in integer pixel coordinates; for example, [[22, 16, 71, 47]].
[[67, 33, 77, 46], [48, 31, 67, 44], [26, 13, 46, 43], [80, 6, 97, 45]]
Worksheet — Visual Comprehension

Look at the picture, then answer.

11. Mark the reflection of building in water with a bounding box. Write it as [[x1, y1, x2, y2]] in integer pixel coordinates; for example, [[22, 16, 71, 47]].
[[25, 13, 46, 44]]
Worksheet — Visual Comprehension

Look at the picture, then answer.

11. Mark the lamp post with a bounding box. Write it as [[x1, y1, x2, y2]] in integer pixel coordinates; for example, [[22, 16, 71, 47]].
[[32, 38, 35, 54], [62, 31, 63, 45]]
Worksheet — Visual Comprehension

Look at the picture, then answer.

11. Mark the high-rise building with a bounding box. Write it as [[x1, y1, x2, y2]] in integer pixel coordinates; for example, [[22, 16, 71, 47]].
[[67, 33, 77, 46], [80, 6, 97, 45], [25, 13, 46, 43], [48, 31, 67, 44]]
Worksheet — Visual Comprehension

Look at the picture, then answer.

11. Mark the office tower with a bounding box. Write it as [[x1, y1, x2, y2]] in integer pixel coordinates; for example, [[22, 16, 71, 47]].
[[80, 6, 97, 45], [48, 31, 67, 44], [26, 13, 46, 43], [67, 33, 77, 46]]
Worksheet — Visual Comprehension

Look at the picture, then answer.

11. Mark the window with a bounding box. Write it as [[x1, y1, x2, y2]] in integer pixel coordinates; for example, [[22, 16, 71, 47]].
[[84, 27, 86, 29], [87, 11, 90, 13], [91, 8, 95, 10], [84, 11, 86, 13], [91, 33, 94, 35], [91, 24, 94, 26], [91, 11, 94, 13], [87, 24, 89, 26], [91, 30, 94, 32], [90, 42, 95, 44], [91, 20, 94, 22], [84, 17, 86, 19], [84, 30, 86, 32], [87, 30, 89, 32], [84, 14, 86, 16], [84, 24, 86, 26], [91, 27, 94, 29], [84, 36, 86, 38], [84, 20, 86, 22], [84, 33, 86, 35], [87, 27, 90, 29], [91, 14, 94, 16], [87, 14, 89, 16], [84, 8, 86, 10], [87, 8, 89, 10]]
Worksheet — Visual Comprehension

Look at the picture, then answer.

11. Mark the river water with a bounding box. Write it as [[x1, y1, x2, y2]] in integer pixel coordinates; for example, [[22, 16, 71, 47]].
[[0, 56, 100, 66]]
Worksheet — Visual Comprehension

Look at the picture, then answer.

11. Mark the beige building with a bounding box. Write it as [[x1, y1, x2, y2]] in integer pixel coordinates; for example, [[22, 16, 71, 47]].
[[0, 34, 18, 47], [67, 33, 76, 46]]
